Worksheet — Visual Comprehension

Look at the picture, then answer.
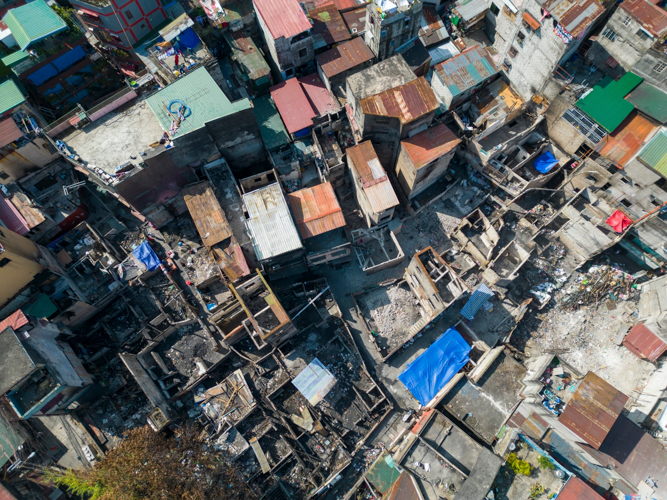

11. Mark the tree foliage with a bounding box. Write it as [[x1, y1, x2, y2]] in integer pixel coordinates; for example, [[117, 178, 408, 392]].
[[507, 452, 532, 476], [537, 455, 555, 470], [43, 424, 256, 500]]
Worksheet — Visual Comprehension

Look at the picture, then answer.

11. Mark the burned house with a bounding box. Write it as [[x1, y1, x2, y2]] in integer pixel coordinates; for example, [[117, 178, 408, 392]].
[[395, 123, 461, 200], [452, 209, 500, 267], [482, 240, 534, 287], [346, 141, 400, 227]]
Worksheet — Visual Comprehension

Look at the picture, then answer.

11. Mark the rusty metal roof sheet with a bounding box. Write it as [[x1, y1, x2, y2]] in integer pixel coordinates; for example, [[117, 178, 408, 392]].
[[342, 7, 367, 34], [401, 123, 461, 169], [183, 181, 232, 247], [559, 372, 628, 449], [298, 73, 340, 116], [541, 0, 605, 38], [360, 77, 439, 125], [305, 0, 368, 11], [419, 6, 450, 48], [310, 4, 352, 45], [385, 472, 421, 500], [595, 110, 659, 167], [433, 46, 499, 99], [347, 140, 399, 212], [0, 116, 24, 148], [270, 78, 317, 134], [286, 182, 346, 238], [253, 0, 312, 39], [620, 0, 667, 37], [623, 323, 667, 362], [557, 477, 605, 500], [317, 37, 374, 78]]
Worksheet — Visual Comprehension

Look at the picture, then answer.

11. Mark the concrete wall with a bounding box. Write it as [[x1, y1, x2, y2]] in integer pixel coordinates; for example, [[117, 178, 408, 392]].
[[593, 8, 655, 71], [396, 146, 456, 199], [633, 49, 667, 93], [430, 70, 455, 108], [0, 228, 45, 308], [205, 108, 266, 174], [0, 139, 59, 184], [544, 95, 586, 155], [364, 2, 423, 60]]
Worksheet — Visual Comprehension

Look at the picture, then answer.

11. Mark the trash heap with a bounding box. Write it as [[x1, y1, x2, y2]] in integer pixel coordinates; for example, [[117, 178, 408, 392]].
[[560, 264, 639, 311]]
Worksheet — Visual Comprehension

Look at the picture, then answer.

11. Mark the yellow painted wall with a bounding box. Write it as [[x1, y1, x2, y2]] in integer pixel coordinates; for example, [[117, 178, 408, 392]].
[[0, 228, 44, 308]]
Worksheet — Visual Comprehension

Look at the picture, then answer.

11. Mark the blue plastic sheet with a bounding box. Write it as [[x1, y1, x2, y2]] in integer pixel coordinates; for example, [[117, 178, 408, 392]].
[[52, 45, 86, 72], [398, 328, 471, 405], [27, 63, 58, 86], [132, 241, 161, 271], [178, 28, 200, 50], [534, 151, 559, 174]]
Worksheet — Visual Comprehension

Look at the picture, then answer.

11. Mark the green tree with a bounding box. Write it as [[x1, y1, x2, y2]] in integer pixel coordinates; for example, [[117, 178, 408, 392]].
[[537, 455, 555, 470], [507, 452, 532, 476], [42, 424, 256, 500]]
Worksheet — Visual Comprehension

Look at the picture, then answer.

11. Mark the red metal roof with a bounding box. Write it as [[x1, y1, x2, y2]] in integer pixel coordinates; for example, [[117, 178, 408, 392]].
[[557, 477, 604, 500], [596, 110, 658, 167], [286, 182, 345, 239], [623, 323, 667, 362], [310, 4, 351, 45], [299, 73, 339, 116], [620, 0, 667, 37], [0, 117, 24, 148], [541, 0, 604, 38], [559, 372, 628, 449], [401, 123, 461, 169], [0, 310, 29, 333], [360, 77, 439, 125], [316, 37, 374, 78], [0, 194, 29, 235], [305, 0, 369, 11], [270, 78, 317, 134], [346, 141, 399, 213], [253, 0, 312, 40]]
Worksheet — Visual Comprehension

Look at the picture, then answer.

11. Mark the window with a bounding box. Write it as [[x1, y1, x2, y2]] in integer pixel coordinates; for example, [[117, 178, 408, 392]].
[[636, 29, 652, 41], [125, 9, 133, 20], [602, 27, 618, 41], [623, 15, 631, 26], [0, 170, 8, 180], [654, 62, 667, 73], [390, 40, 395, 46], [490, 3, 500, 15], [381, 30, 387, 37], [586, 175, 598, 183], [508, 46, 518, 58], [601, 182, 612, 191], [620, 198, 633, 208], [298, 48, 307, 57], [0, 258, 10, 268]]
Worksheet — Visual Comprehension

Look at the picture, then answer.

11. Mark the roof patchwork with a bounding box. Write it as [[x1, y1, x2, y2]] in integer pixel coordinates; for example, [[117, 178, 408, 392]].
[[433, 46, 498, 98]]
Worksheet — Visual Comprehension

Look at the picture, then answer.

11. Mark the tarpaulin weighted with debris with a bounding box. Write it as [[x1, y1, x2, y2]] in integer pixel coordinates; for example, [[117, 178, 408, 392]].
[[398, 328, 471, 406], [533, 151, 559, 174], [606, 210, 632, 233], [132, 241, 161, 271], [461, 283, 494, 320]]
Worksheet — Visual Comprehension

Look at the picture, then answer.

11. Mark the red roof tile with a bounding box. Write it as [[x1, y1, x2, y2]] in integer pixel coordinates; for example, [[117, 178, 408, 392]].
[[557, 477, 604, 500], [401, 123, 460, 169], [253, 0, 312, 39], [360, 77, 439, 125], [286, 182, 345, 238], [620, 0, 667, 37], [270, 78, 316, 134], [317, 37, 374, 78], [299, 73, 339, 116]]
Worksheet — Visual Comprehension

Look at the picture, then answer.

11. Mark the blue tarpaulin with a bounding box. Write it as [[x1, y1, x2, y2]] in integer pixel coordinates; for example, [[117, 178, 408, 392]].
[[534, 151, 559, 174], [398, 328, 471, 405], [132, 241, 161, 271], [52, 45, 86, 72], [178, 27, 200, 50], [27, 63, 58, 86], [461, 283, 494, 320]]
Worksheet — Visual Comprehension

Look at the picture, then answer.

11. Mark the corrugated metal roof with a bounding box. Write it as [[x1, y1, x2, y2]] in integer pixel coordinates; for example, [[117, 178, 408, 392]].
[[316, 37, 374, 78], [522, 12, 540, 30], [0, 116, 24, 148], [595, 111, 658, 166], [342, 7, 367, 34], [428, 41, 460, 65], [0, 79, 25, 115], [270, 78, 316, 134], [253, 0, 312, 40], [453, 0, 488, 21], [0, 310, 29, 333], [541, 0, 604, 38], [360, 76, 439, 125], [620, 0, 667, 37], [461, 283, 494, 320], [605, 72, 643, 98], [576, 85, 635, 133], [2, 0, 67, 50], [252, 94, 290, 151], [182, 181, 232, 247], [626, 81, 667, 124], [401, 123, 460, 169], [557, 477, 604, 500], [419, 7, 449, 48], [639, 131, 667, 176], [306, 0, 368, 10], [286, 182, 345, 239], [243, 182, 303, 260], [0, 194, 29, 235], [1, 50, 29, 67], [623, 323, 667, 362], [559, 372, 628, 449], [433, 46, 498, 98], [299, 73, 340, 116], [385, 472, 421, 500], [225, 30, 270, 81], [219, 0, 254, 23], [310, 4, 351, 45], [147, 67, 250, 138], [347, 140, 399, 213]]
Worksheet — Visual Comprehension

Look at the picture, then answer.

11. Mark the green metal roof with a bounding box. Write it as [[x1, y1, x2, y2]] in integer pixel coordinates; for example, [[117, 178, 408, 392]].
[[0, 413, 25, 468], [576, 85, 635, 133], [626, 81, 667, 124], [253, 94, 290, 151], [220, 0, 253, 22], [224, 31, 270, 82], [146, 67, 251, 138], [639, 132, 667, 177], [0, 78, 26, 114], [606, 72, 643, 98], [1, 51, 30, 68], [23, 293, 58, 319], [2, 0, 67, 50]]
